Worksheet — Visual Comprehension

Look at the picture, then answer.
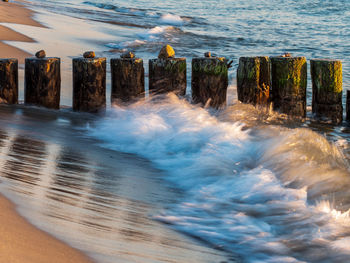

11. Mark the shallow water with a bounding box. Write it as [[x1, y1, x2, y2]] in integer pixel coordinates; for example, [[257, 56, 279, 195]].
[[2, 0, 350, 262], [88, 95, 350, 263], [19, 0, 350, 85], [0, 105, 234, 263]]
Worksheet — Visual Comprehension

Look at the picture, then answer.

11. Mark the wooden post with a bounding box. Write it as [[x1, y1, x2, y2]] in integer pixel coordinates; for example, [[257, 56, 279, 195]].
[[346, 90, 350, 122], [73, 56, 106, 113], [237, 56, 270, 105], [271, 56, 307, 117], [0, 58, 18, 104], [311, 59, 342, 124], [191, 57, 228, 108], [111, 57, 144, 103], [149, 58, 186, 96], [25, 57, 61, 109]]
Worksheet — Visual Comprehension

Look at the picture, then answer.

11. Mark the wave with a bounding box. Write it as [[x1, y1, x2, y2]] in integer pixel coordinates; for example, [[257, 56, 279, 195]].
[[159, 13, 185, 25], [87, 94, 350, 262], [83, 1, 148, 16], [84, 1, 189, 26], [106, 26, 183, 50]]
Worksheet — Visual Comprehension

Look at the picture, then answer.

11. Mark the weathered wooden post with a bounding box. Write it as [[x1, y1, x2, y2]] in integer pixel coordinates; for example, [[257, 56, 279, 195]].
[[25, 50, 61, 109], [346, 90, 350, 122], [237, 56, 270, 105], [0, 58, 18, 104], [191, 53, 228, 108], [149, 45, 186, 96], [111, 51, 144, 103], [311, 59, 342, 124], [73, 51, 106, 112], [271, 56, 307, 117]]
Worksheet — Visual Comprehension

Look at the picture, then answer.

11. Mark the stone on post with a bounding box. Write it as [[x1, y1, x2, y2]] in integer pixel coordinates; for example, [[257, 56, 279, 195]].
[[25, 50, 61, 109], [311, 59, 342, 124], [346, 90, 350, 122], [73, 51, 106, 113], [191, 53, 229, 108], [271, 56, 307, 117], [111, 51, 144, 103], [237, 56, 270, 105], [149, 45, 186, 96], [0, 58, 18, 104]]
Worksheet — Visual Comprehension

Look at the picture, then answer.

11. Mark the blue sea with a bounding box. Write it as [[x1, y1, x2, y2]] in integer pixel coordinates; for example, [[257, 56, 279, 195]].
[[1, 0, 350, 262]]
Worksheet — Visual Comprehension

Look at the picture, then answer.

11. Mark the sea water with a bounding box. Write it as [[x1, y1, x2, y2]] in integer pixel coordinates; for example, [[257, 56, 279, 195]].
[[25, 0, 350, 85], [2, 0, 350, 262]]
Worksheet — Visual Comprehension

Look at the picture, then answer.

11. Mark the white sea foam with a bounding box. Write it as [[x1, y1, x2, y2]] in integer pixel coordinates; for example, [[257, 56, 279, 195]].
[[106, 25, 180, 50], [159, 13, 184, 25], [137, 26, 166, 41], [106, 39, 146, 49], [88, 94, 350, 262]]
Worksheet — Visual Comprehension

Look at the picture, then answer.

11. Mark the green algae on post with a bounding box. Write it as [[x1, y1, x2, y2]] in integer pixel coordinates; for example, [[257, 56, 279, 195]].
[[191, 57, 228, 109], [111, 57, 144, 103], [237, 56, 270, 106], [311, 59, 342, 124], [73, 57, 106, 113], [25, 57, 61, 109], [271, 56, 307, 117], [149, 58, 186, 96], [0, 58, 18, 104], [347, 90, 350, 122]]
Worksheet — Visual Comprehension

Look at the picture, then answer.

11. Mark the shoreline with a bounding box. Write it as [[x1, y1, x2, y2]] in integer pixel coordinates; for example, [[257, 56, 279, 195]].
[[0, 0, 43, 63], [0, 2, 94, 263], [0, 195, 94, 263]]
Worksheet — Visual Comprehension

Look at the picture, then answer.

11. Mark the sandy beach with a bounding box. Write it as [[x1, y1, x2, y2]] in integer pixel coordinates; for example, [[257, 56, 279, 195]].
[[0, 4, 233, 263], [0, 1, 43, 63], [0, 195, 93, 263], [0, 2, 93, 262], [1, 0, 349, 262]]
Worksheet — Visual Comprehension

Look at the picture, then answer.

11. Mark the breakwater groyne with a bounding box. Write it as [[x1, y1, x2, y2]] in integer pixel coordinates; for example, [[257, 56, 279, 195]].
[[0, 46, 346, 123]]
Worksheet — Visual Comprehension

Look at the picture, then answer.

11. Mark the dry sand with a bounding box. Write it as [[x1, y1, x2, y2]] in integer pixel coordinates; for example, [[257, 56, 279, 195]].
[[0, 1, 43, 62], [0, 195, 94, 263], [0, 2, 94, 263]]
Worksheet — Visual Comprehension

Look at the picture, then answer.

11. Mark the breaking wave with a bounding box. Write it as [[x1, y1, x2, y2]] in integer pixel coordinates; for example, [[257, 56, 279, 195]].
[[88, 94, 350, 262]]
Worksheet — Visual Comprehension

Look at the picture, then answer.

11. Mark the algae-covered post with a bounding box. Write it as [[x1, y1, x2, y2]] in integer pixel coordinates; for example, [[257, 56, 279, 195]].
[[191, 54, 228, 108], [73, 52, 106, 113], [271, 56, 307, 117], [149, 45, 186, 96], [25, 51, 61, 109], [311, 59, 342, 124], [237, 56, 270, 106], [347, 90, 350, 122], [111, 51, 144, 103], [0, 58, 18, 104]]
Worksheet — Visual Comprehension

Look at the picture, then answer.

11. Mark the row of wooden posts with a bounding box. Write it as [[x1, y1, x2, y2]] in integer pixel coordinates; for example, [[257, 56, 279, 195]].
[[0, 49, 347, 124], [0, 52, 228, 111], [237, 56, 344, 124]]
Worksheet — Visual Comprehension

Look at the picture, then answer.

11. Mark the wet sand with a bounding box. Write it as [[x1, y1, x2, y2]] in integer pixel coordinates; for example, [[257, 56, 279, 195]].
[[0, 2, 93, 263], [0, 195, 93, 263], [0, 0, 43, 62], [0, 104, 235, 263], [0, 2, 235, 262], [0, 4, 233, 262]]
